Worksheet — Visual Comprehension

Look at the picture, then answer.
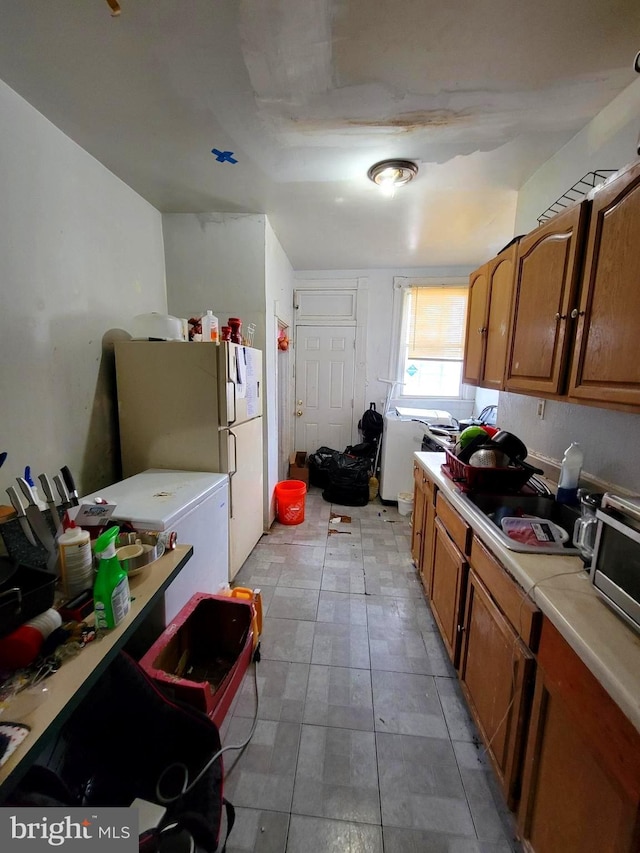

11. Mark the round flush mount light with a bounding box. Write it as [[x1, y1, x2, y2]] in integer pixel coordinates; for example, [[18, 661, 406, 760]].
[[367, 159, 418, 189]]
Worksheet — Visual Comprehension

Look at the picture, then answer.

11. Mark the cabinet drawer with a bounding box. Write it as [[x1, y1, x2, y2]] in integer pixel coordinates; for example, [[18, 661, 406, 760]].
[[470, 536, 541, 651], [436, 493, 471, 554]]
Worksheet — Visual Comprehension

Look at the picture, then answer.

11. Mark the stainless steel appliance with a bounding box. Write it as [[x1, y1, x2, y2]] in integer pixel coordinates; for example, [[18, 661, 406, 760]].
[[590, 493, 640, 633]]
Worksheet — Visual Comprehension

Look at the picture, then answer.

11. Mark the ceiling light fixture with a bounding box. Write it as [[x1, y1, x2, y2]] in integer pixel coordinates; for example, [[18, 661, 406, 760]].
[[367, 159, 418, 195]]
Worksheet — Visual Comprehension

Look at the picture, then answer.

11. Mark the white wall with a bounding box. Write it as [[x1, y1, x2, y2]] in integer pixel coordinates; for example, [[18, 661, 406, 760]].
[[266, 220, 295, 522], [163, 213, 295, 528], [294, 267, 477, 421], [500, 79, 640, 492], [0, 80, 167, 499]]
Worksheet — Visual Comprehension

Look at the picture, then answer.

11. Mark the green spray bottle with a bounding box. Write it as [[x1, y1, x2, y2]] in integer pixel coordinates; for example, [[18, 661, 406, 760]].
[[93, 526, 131, 630]]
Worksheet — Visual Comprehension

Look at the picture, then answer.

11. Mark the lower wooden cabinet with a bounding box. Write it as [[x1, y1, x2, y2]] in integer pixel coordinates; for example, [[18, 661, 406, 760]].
[[411, 464, 437, 595], [518, 619, 640, 853], [430, 516, 468, 667], [459, 569, 535, 809]]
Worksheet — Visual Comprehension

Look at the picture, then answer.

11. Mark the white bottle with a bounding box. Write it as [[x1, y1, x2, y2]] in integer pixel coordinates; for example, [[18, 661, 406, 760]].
[[556, 442, 583, 505], [57, 522, 94, 598], [201, 310, 219, 343]]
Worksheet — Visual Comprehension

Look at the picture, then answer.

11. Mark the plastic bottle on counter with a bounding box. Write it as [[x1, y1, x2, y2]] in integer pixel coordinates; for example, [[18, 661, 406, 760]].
[[0, 608, 62, 669], [228, 317, 242, 344], [556, 442, 584, 506], [93, 526, 130, 630], [58, 521, 93, 598]]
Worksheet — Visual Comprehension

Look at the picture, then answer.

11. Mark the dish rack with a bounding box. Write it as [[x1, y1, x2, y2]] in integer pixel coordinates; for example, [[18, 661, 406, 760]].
[[442, 450, 532, 493]]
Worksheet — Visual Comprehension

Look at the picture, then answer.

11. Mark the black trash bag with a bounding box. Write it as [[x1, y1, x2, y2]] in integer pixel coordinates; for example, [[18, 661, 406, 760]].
[[308, 446, 340, 488], [345, 441, 376, 459], [321, 451, 371, 505], [358, 403, 383, 443]]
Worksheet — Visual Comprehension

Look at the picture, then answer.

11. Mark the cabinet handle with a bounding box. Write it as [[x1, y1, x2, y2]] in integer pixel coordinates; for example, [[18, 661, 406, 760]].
[[570, 308, 585, 319], [477, 327, 487, 334], [555, 312, 567, 321], [457, 624, 465, 634]]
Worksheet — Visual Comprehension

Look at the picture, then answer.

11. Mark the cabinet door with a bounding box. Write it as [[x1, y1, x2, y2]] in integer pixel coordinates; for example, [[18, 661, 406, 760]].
[[420, 496, 436, 596], [459, 570, 534, 809], [462, 265, 489, 386], [430, 517, 468, 667], [568, 161, 640, 408], [505, 203, 588, 396], [482, 243, 518, 390], [411, 464, 427, 566], [518, 619, 640, 853]]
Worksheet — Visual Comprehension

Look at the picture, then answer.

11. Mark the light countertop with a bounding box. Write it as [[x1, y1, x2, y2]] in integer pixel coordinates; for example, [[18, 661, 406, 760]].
[[415, 452, 640, 732]]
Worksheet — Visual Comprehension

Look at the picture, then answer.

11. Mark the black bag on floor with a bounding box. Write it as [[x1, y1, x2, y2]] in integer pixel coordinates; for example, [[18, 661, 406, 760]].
[[322, 451, 371, 505], [308, 445, 340, 488]]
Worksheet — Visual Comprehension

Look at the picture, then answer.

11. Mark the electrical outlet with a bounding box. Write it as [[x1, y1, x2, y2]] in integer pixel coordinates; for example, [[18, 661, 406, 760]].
[[536, 399, 546, 420]]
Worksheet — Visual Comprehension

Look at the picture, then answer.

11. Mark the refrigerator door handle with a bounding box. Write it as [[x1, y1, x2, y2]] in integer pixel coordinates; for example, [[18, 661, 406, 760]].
[[228, 429, 238, 517], [226, 380, 237, 426]]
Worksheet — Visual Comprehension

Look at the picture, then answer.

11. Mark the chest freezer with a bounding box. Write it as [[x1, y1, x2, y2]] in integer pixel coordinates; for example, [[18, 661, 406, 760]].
[[81, 469, 229, 623]]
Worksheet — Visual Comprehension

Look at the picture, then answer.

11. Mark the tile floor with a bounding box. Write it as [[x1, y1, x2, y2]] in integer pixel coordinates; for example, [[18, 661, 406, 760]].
[[221, 487, 523, 853]]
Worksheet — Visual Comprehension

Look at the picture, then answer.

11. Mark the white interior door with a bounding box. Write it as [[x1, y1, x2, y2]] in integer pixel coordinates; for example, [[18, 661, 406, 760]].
[[294, 325, 356, 453]]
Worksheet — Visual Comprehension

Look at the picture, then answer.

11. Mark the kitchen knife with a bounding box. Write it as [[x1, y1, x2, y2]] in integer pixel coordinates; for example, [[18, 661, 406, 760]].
[[16, 477, 58, 572], [6, 486, 38, 547], [53, 473, 70, 505], [39, 473, 63, 536], [60, 466, 80, 506]]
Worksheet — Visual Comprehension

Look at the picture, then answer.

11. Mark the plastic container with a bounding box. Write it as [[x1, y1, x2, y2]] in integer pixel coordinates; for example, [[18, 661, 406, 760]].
[[139, 593, 254, 728], [556, 442, 583, 506], [397, 492, 414, 516], [0, 608, 62, 668], [201, 310, 219, 343], [228, 317, 242, 344], [57, 522, 93, 598], [501, 516, 569, 548], [275, 480, 307, 525], [442, 450, 531, 493], [93, 526, 130, 630], [221, 325, 232, 341], [131, 313, 184, 341]]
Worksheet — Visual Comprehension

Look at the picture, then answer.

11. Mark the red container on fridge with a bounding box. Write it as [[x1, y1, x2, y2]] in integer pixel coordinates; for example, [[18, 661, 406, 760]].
[[227, 317, 242, 344]]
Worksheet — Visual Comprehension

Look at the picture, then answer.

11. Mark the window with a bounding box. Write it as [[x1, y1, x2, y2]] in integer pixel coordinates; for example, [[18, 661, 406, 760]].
[[394, 280, 469, 398]]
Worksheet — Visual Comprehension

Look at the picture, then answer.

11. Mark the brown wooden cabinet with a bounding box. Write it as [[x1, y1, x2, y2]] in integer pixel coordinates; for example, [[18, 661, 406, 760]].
[[430, 493, 471, 667], [411, 463, 437, 595], [518, 618, 640, 853], [568, 160, 640, 408], [463, 241, 518, 390], [505, 202, 588, 396], [459, 537, 540, 809]]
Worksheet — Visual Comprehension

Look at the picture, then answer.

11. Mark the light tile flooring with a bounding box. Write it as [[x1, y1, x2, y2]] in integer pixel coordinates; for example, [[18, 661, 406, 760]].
[[221, 488, 522, 853]]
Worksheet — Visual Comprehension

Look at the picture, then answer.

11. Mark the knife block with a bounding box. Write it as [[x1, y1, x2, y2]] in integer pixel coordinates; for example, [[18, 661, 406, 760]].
[[0, 507, 63, 570]]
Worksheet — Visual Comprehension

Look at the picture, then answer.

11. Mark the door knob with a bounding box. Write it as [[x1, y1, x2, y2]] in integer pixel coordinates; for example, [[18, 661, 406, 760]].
[[296, 410, 303, 417]]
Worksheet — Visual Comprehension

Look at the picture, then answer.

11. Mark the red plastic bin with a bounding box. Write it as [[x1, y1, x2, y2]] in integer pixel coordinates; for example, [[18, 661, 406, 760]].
[[442, 449, 531, 494], [139, 592, 254, 728]]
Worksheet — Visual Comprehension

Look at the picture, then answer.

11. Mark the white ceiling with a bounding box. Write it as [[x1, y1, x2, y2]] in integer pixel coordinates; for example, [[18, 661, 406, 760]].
[[1, 0, 638, 269]]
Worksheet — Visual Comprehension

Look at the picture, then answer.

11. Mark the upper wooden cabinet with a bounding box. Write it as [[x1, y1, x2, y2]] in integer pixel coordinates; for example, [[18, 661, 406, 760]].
[[568, 161, 640, 408], [505, 202, 588, 396], [463, 241, 518, 390]]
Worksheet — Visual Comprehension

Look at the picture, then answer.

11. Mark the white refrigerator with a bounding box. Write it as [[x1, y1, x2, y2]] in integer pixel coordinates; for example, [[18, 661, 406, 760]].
[[114, 341, 264, 579], [81, 469, 229, 624]]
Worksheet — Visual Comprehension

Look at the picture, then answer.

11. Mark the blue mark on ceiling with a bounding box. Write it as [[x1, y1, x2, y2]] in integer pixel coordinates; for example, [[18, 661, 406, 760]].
[[211, 149, 238, 164]]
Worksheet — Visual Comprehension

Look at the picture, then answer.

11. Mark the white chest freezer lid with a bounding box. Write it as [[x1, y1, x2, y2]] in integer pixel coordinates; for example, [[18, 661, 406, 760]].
[[80, 469, 228, 530]]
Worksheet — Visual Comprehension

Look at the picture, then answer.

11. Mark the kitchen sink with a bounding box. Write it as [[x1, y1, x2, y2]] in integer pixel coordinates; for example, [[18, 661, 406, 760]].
[[459, 492, 581, 555]]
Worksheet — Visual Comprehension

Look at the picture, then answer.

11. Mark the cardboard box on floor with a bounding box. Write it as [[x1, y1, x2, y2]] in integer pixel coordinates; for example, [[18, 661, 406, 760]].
[[288, 451, 309, 486]]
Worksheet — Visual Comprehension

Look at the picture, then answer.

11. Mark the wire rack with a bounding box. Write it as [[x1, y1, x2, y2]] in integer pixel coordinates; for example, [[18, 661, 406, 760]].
[[537, 170, 618, 225]]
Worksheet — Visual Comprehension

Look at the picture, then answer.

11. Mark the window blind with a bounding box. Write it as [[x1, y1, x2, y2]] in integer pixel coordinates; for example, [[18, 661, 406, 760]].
[[407, 285, 468, 361]]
